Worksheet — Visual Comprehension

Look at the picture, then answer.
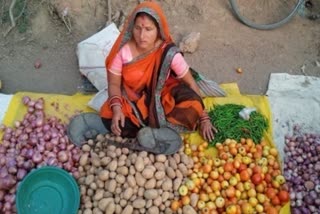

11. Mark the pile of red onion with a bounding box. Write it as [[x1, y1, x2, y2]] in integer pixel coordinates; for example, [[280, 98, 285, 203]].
[[0, 96, 82, 213], [283, 125, 320, 214]]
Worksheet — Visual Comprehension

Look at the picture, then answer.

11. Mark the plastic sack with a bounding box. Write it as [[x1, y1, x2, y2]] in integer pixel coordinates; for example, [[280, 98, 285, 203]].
[[76, 23, 120, 91], [87, 87, 108, 112]]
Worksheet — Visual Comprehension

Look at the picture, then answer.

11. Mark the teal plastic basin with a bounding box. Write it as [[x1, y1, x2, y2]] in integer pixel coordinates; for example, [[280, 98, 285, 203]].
[[16, 166, 80, 214]]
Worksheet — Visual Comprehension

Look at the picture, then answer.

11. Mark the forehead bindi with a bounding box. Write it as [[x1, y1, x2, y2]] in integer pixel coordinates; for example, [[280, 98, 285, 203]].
[[135, 15, 155, 27]]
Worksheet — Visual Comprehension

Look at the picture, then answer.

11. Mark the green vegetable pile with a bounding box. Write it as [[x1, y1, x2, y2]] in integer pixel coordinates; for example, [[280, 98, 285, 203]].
[[208, 104, 269, 146]]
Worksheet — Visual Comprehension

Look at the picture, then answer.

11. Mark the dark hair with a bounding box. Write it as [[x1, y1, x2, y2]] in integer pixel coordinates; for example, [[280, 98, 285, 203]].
[[134, 12, 160, 32]]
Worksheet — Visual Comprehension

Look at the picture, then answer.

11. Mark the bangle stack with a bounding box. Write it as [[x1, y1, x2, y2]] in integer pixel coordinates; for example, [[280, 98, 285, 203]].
[[200, 110, 210, 123], [109, 95, 123, 109]]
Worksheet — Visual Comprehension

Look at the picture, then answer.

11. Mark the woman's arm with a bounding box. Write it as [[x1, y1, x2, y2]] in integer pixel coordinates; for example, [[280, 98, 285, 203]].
[[180, 69, 202, 97], [108, 72, 125, 136], [180, 69, 216, 142]]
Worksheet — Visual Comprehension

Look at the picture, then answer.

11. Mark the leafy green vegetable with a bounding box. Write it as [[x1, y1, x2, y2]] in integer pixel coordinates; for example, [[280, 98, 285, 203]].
[[208, 104, 268, 146]]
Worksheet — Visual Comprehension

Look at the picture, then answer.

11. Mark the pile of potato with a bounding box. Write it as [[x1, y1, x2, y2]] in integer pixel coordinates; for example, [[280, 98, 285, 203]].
[[76, 134, 195, 214]]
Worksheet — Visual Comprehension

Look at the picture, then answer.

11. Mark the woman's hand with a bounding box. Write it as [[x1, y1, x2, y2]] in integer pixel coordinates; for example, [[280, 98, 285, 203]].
[[200, 119, 217, 142], [111, 106, 125, 136]]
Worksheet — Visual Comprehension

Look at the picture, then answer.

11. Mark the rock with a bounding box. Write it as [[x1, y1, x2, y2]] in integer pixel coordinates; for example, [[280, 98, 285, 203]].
[[179, 32, 201, 53]]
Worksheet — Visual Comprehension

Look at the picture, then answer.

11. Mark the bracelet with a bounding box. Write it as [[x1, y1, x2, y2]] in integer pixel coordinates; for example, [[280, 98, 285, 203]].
[[109, 102, 122, 109], [108, 95, 123, 108], [108, 95, 122, 103]]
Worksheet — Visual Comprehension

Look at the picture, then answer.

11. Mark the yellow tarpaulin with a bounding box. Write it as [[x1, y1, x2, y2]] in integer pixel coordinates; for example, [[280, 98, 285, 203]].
[[1, 83, 289, 213]]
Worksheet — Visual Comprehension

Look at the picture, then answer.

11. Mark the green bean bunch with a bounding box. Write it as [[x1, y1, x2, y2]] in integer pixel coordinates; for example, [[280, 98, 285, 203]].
[[208, 104, 268, 146]]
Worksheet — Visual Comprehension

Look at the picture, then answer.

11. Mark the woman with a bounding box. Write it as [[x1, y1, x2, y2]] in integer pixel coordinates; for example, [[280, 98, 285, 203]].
[[100, 1, 216, 143]]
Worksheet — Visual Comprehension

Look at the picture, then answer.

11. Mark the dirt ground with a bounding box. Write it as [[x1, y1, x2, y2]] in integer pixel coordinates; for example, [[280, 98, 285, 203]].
[[0, 0, 319, 96]]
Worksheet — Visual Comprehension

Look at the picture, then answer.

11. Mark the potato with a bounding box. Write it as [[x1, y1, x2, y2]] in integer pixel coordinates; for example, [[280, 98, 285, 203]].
[[100, 156, 111, 166], [190, 193, 199, 207], [107, 179, 117, 193], [132, 198, 146, 209], [129, 165, 136, 175], [154, 162, 165, 171], [115, 204, 122, 214], [91, 152, 101, 167], [135, 172, 146, 187], [173, 153, 181, 164], [141, 167, 154, 179], [115, 174, 126, 184], [153, 196, 162, 207], [147, 206, 159, 214], [122, 205, 133, 214], [119, 199, 127, 208], [117, 159, 126, 167], [180, 154, 189, 165], [92, 208, 103, 214], [79, 153, 89, 166], [82, 144, 91, 152], [83, 209, 93, 214], [173, 177, 182, 191], [134, 156, 144, 172], [138, 187, 145, 197], [116, 166, 129, 176], [85, 175, 95, 185], [175, 170, 183, 179], [161, 191, 170, 202], [84, 201, 93, 209], [108, 160, 118, 171], [109, 171, 116, 179], [121, 147, 130, 155], [139, 151, 148, 158], [155, 154, 167, 162], [144, 178, 156, 189], [106, 202, 116, 214], [98, 170, 109, 181], [168, 157, 178, 169], [164, 208, 173, 214], [161, 179, 173, 191], [89, 182, 97, 190], [146, 199, 153, 209], [178, 163, 188, 176], [144, 189, 158, 200], [182, 205, 197, 214], [165, 167, 176, 179], [127, 175, 136, 187], [154, 171, 165, 180], [98, 198, 113, 211], [96, 180, 104, 189], [93, 189, 104, 201], [115, 148, 122, 156]]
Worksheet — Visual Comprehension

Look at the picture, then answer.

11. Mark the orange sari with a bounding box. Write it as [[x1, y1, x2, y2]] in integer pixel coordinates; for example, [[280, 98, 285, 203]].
[[100, 2, 204, 135]]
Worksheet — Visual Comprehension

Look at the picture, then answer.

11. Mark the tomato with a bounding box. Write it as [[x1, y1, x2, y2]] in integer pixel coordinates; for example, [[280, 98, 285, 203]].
[[252, 173, 262, 185], [278, 190, 289, 203], [170, 200, 181, 212], [266, 206, 279, 214], [224, 162, 234, 172], [271, 195, 281, 206], [240, 170, 250, 182], [266, 188, 277, 199]]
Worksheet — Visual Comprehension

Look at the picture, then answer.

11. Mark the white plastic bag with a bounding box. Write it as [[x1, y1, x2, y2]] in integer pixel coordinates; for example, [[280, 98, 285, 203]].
[[76, 23, 120, 90], [87, 87, 108, 112]]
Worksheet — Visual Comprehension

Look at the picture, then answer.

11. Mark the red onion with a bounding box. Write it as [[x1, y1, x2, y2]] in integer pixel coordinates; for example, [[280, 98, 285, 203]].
[[23, 160, 34, 170], [32, 152, 43, 164], [35, 102, 44, 110], [17, 169, 27, 180], [22, 96, 31, 105], [0, 174, 16, 190], [0, 190, 4, 200], [57, 151, 68, 163]]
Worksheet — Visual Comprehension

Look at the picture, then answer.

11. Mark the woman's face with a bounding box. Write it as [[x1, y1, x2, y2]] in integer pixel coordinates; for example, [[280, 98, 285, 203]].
[[133, 14, 159, 51]]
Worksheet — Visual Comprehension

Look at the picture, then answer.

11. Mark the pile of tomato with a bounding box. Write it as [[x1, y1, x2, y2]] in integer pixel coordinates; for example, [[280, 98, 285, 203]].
[[172, 137, 290, 214]]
